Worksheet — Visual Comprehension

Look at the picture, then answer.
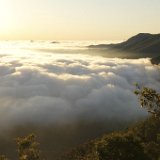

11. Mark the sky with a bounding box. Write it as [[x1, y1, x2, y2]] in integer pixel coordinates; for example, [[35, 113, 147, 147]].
[[0, 0, 160, 40]]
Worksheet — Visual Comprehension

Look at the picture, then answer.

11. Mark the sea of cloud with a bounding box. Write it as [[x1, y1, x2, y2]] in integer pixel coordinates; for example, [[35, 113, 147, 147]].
[[0, 49, 160, 129]]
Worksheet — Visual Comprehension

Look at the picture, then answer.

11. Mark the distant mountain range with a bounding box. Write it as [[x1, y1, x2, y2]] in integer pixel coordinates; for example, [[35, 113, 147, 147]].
[[88, 33, 160, 64]]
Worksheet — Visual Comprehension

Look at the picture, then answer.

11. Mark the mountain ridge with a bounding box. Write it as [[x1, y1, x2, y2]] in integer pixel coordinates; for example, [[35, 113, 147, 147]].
[[88, 33, 160, 64]]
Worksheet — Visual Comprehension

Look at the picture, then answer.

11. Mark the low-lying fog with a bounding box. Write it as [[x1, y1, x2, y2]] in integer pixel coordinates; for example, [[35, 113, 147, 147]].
[[0, 41, 159, 159]]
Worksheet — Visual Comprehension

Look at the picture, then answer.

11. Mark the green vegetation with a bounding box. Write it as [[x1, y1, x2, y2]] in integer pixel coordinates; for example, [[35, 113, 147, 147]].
[[0, 86, 160, 160], [135, 85, 160, 117], [59, 86, 160, 160], [0, 134, 40, 160], [16, 134, 40, 160], [97, 133, 148, 160]]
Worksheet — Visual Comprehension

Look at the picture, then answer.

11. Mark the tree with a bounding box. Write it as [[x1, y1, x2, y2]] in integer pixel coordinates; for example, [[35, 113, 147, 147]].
[[97, 133, 149, 160], [134, 85, 160, 159], [16, 134, 40, 160], [135, 85, 160, 118]]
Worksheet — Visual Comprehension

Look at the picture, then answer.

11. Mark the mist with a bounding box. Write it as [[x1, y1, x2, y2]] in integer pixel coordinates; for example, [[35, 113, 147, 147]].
[[0, 51, 160, 128], [0, 43, 160, 159]]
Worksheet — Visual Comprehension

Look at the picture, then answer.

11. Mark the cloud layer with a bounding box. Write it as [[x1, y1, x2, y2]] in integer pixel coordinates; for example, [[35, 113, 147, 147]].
[[0, 50, 160, 128]]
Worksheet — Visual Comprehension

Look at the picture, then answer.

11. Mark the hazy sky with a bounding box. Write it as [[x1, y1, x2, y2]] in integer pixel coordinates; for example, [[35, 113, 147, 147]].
[[0, 0, 160, 40]]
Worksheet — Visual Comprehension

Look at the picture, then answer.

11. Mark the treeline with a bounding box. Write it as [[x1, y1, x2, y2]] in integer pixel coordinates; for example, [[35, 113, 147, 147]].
[[59, 115, 160, 160], [59, 86, 160, 160], [1, 86, 160, 160]]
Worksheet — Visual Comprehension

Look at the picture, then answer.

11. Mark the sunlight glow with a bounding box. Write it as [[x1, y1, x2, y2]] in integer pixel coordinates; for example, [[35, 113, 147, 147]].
[[0, 0, 160, 40], [0, 0, 11, 33]]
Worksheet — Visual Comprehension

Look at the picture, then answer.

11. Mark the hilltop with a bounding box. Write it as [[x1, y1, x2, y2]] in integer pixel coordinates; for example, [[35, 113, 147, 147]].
[[88, 33, 160, 62]]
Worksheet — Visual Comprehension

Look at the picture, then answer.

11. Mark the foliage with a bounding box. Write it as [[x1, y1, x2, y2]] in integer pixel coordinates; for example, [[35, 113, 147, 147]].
[[16, 134, 40, 160], [97, 133, 149, 160], [60, 141, 99, 160], [130, 116, 160, 160], [97, 133, 148, 160], [135, 84, 160, 117], [60, 86, 160, 160]]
